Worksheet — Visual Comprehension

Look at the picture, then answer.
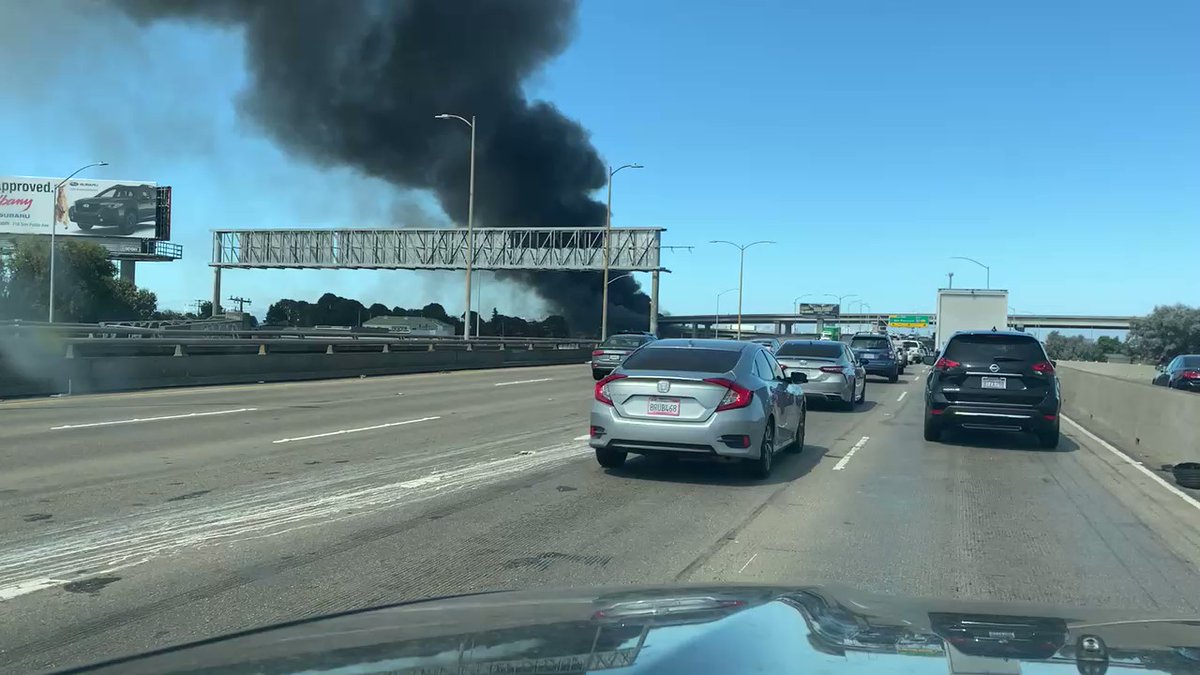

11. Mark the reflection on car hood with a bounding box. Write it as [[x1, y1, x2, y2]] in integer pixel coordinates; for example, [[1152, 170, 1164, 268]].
[[63, 584, 1200, 674]]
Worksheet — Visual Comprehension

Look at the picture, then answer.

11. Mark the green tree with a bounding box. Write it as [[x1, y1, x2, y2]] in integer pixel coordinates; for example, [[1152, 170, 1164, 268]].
[[1128, 304, 1200, 364], [0, 238, 157, 322]]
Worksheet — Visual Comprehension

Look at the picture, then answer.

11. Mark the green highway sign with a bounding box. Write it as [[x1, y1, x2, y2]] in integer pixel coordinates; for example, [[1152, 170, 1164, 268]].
[[888, 314, 932, 328]]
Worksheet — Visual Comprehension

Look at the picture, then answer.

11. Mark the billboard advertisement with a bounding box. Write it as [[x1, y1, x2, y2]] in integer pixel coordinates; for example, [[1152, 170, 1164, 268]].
[[0, 176, 168, 239]]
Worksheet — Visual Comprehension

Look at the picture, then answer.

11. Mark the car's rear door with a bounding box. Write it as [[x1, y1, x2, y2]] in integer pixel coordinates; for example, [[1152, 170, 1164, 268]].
[[938, 334, 1054, 407]]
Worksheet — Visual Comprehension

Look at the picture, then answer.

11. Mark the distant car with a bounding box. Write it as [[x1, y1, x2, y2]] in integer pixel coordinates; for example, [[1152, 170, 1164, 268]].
[[902, 340, 923, 363], [849, 333, 900, 383], [747, 337, 782, 353], [591, 333, 656, 380], [775, 339, 866, 410], [892, 340, 908, 372], [589, 339, 807, 479], [1152, 355, 1200, 391], [923, 330, 1062, 448], [68, 183, 156, 234]]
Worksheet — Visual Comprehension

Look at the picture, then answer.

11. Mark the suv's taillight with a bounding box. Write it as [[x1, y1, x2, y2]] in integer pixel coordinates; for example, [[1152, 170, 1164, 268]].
[[933, 357, 961, 371], [1031, 361, 1055, 375], [704, 377, 753, 412], [594, 373, 626, 405]]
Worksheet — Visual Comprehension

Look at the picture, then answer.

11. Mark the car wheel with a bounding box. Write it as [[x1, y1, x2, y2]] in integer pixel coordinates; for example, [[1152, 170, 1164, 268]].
[[923, 413, 942, 442], [888, 370, 899, 384], [77, 221, 93, 231], [595, 447, 627, 468], [592, 369, 605, 381], [749, 420, 775, 478], [120, 211, 137, 235], [785, 408, 805, 453], [1037, 427, 1060, 450]]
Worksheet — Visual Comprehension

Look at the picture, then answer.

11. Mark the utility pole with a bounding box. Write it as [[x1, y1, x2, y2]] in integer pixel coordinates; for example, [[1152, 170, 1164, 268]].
[[189, 300, 207, 316], [227, 296, 251, 313]]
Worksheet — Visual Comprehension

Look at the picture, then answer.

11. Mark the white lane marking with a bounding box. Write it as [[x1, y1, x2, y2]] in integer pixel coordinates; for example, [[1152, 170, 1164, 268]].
[[573, 434, 591, 441], [738, 552, 759, 574], [0, 439, 592, 601], [273, 416, 440, 444], [494, 377, 554, 387], [832, 436, 870, 471], [51, 408, 257, 431], [1062, 415, 1200, 512], [897, 391, 908, 403]]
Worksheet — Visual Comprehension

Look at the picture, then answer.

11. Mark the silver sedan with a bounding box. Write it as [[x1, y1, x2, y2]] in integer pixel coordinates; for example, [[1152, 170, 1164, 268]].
[[589, 339, 807, 479], [774, 339, 866, 410]]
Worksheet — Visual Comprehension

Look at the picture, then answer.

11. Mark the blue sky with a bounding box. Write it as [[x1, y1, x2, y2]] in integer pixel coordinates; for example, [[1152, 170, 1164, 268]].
[[4, 0, 1198, 320]]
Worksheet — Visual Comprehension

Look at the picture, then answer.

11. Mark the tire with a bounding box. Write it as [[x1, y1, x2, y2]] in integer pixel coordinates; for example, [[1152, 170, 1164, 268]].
[[592, 369, 605, 381], [785, 407, 805, 453], [841, 394, 855, 411], [923, 413, 942, 442], [77, 221, 93, 231], [119, 211, 137, 235], [749, 420, 775, 478], [888, 370, 899, 384], [595, 447, 627, 468], [1037, 427, 1060, 450]]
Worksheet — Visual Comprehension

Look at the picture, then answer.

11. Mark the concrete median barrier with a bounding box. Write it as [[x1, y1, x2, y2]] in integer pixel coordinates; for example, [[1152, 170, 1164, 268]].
[[1057, 363, 1200, 470], [0, 347, 591, 397]]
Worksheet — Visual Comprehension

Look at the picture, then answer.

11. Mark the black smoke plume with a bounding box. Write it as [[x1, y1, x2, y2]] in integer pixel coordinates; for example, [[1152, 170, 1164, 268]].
[[115, 0, 651, 334]]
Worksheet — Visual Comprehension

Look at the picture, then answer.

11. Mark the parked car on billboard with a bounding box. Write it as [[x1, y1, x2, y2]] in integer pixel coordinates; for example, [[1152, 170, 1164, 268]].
[[67, 183, 157, 235]]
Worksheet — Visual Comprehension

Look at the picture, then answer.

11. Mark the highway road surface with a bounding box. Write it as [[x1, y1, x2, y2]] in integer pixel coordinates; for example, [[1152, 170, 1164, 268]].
[[3, 363, 1200, 672]]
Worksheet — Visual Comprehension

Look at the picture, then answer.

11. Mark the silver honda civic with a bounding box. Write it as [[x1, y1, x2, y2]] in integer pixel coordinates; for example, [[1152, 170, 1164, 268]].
[[589, 339, 808, 478]]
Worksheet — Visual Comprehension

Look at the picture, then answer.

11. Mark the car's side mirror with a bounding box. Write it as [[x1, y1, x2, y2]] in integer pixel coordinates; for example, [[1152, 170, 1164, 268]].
[[789, 371, 808, 384], [923, 355, 936, 366]]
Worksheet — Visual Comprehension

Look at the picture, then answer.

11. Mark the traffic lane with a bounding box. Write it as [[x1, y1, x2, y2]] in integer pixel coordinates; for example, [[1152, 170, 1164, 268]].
[[0, 369, 594, 533], [0, 363, 585, 439], [0, 376, 891, 672], [686, 372, 1200, 614], [0, 365, 591, 487]]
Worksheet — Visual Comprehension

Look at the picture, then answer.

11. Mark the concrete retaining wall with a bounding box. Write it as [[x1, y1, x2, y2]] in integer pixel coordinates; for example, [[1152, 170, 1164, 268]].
[[0, 348, 591, 398], [1058, 361, 1157, 383], [1057, 364, 1200, 467]]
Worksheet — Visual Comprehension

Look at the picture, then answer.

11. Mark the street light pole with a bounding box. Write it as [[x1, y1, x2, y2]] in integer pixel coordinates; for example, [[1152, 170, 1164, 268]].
[[716, 287, 738, 339], [601, 163, 643, 341], [793, 293, 815, 315], [48, 161, 108, 322], [951, 256, 990, 289], [711, 240, 776, 340], [435, 113, 476, 339]]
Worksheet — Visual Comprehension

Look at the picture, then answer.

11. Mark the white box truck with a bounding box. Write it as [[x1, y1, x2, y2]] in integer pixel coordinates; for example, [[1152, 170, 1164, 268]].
[[935, 289, 1009, 352]]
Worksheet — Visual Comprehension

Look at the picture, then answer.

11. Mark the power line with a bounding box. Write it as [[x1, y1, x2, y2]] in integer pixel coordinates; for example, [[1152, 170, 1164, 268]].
[[227, 296, 252, 312]]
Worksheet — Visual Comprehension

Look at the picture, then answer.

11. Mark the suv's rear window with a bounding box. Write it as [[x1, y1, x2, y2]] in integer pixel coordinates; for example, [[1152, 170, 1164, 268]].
[[943, 335, 1046, 364], [602, 335, 651, 348], [850, 336, 891, 350], [621, 347, 742, 373], [778, 342, 843, 358]]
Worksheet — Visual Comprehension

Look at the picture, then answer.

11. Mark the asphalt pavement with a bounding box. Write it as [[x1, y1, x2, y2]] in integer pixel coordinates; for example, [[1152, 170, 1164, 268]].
[[2, 363, 1200, 672]]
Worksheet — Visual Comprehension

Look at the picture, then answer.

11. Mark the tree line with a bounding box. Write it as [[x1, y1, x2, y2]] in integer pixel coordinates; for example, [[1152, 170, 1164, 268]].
[[1042, 304, 1200, 365]]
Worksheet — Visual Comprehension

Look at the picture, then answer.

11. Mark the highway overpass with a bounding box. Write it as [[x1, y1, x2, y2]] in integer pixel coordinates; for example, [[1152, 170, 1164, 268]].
[[2, 360, 1199, 671], [659, 312, 1136, 333]]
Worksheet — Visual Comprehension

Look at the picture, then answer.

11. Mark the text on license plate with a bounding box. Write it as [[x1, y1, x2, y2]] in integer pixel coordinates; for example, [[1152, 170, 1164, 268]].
[[980, 376, 1006, 390], [647, 396, 681, 416]]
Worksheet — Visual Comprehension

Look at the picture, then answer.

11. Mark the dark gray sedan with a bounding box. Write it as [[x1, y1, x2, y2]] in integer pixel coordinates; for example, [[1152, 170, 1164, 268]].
[[1152, 354, 1200, 391], [591, 333, 656, 380]]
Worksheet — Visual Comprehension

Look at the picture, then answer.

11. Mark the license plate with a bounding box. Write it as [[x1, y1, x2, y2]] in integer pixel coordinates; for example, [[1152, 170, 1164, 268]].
[[647, 397, 680, 416], [602, 354, 619, 361], [981, 376, 1006, 390]]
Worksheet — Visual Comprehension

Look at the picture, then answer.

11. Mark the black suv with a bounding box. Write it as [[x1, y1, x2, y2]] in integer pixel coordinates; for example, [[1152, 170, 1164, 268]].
[[923, 330, 1061, 448]]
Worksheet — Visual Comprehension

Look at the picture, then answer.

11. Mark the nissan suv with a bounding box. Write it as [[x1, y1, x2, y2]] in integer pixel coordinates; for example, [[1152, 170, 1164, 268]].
[[923, 330, 1061, 448]]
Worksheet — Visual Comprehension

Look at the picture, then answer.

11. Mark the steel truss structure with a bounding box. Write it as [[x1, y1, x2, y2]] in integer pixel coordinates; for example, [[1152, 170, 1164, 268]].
[[210, 227, 664, 271]]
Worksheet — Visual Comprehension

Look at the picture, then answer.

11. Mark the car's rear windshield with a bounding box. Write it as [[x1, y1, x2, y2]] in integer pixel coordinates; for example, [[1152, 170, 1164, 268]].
[[602, 335, 651, 348], [850, 336, 891, 349], [943, 335, 1046, 363], [621, 347, 742, 373], [777, 342, 843, 358]]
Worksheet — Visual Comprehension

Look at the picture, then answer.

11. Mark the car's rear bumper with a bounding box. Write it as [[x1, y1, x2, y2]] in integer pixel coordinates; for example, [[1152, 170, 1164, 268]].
[[588, 403, 767, 460], [1172, 378, 1200, 391], [864, 363, 898, 377], [590, 359, 620, 372], [802, 377, 853, 401], [928, 402, 1059, 432]]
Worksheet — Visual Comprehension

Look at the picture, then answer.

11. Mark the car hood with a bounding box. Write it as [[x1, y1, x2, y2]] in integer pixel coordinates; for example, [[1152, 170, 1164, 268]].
[[63, 584, 1200, 674]]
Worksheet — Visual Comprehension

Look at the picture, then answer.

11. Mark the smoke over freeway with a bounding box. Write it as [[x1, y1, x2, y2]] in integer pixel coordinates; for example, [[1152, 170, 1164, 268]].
[[114, 0, 652, 332]]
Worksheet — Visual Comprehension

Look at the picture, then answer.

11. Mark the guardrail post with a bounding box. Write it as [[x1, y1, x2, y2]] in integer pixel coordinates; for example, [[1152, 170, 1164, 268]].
[[258, 343, 267, 356], [466, 342, 472, 351], [382, 343, 389, 353], [325, 344, 334, 354], [428, 343, 435, 352], [528, 342, 534, 350], [65, 344, 76, 359], [173, 344, 186, 357]]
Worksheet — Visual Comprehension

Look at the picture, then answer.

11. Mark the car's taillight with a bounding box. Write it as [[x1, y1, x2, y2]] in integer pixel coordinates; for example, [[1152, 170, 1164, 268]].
[[594, 373, 626, 406], [591, 349, 604, 357], [933, 357, 961, 371], [1031, 361, 1055, 375], [704, 377, 753, 412], [1183, 370, 1200, 380], [819, 365, 844, 373]]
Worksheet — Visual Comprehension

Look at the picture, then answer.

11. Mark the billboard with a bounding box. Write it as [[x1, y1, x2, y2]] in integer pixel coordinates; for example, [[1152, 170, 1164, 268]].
[[0, 176, 169, 239]]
